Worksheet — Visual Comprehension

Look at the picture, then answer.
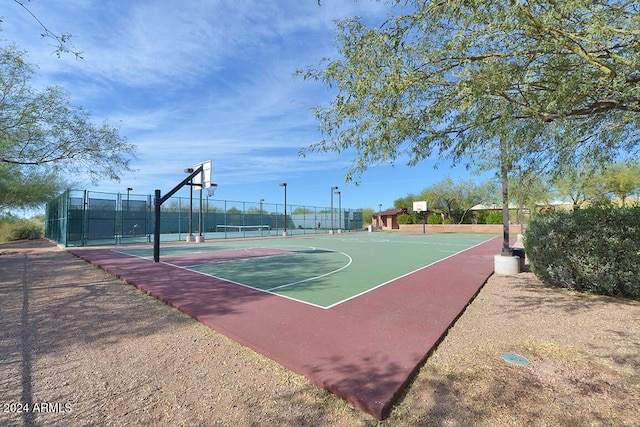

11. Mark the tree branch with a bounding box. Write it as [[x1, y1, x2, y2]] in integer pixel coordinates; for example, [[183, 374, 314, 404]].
[[543, 97, 640, 122], [12, 0, 83, 58]]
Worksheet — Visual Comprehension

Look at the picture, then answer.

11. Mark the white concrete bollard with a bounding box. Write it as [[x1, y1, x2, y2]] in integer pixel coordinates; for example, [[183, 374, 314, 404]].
[[494, 254, 520, 275]]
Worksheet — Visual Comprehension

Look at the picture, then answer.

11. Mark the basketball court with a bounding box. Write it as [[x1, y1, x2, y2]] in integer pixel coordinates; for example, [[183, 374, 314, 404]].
[[70, 232, 502, 419]]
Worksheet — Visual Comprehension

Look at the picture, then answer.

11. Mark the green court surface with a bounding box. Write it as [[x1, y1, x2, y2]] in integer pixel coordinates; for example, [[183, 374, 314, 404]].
[[117, 233, 495, 308]]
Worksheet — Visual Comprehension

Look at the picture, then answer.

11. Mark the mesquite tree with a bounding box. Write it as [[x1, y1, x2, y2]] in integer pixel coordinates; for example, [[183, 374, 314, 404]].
[[301, 0, 639, 253], [301, 0, 639, 179], [0, 45, 135, 209]]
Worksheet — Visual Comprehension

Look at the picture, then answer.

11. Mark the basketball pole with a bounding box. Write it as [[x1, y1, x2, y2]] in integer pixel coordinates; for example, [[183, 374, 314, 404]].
[[197, 168, 204, 242], [413, 201, 428, 235], [154, 189, 161, 262], [188, 177, 194, 241], [153, 165, 204, 263]]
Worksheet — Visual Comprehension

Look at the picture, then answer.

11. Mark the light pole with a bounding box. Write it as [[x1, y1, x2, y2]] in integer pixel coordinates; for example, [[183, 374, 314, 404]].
[[378, 203, 382, 230], [260, 198, 264, 236], [330, 186, 338, 234], [279, 183, 287, 236], [335, 190, 342, 233], [197, 179, 204, 242]]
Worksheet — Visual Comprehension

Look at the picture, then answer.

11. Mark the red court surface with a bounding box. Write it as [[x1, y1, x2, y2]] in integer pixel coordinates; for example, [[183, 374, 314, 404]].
[[70, 235, 502, 419]]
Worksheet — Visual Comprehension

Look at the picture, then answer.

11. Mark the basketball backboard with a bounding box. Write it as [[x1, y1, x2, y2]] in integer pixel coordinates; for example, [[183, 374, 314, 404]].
[[413, 201, 427, 212], [192, 160, 212, 189]]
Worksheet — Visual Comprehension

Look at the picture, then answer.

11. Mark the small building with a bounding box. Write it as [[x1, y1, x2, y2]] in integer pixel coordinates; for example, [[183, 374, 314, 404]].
[[376, 208, 406, 230]]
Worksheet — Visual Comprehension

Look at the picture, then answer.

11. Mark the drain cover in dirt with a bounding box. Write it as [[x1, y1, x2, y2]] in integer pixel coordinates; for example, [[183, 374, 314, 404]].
[[502, 352, 529, 366]]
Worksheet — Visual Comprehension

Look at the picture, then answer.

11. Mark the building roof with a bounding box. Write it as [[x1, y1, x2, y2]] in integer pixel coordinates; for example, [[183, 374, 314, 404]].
[[379, 209, 404, 216]]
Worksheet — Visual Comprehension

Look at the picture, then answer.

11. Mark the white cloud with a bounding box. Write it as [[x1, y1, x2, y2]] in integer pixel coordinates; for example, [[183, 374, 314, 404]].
[[2, 0, 413, 209]]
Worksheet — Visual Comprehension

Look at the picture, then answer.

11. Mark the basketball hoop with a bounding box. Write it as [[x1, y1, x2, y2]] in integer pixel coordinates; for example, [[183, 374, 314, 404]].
[[413, 201, 428, 234], [205, 183, 218, 197], [413, 201, 427, 213]]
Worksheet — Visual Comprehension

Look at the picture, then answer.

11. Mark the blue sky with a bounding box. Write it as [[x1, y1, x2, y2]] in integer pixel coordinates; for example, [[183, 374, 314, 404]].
[[2, 0, 490, 211]]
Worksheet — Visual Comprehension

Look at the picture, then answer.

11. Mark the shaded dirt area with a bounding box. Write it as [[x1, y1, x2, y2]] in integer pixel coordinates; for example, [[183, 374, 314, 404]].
[[1, 239, 639, 426]]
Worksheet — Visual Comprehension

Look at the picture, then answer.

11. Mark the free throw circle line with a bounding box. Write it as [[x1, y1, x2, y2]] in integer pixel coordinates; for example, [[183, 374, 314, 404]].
[[266, 250, 352, 292]]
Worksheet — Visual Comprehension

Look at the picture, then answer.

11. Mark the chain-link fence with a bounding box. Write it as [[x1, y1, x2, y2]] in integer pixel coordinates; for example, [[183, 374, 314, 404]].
[[45, 190, 363, 247]]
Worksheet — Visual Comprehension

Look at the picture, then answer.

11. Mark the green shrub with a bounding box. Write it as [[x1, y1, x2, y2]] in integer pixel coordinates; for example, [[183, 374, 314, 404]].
[[524, 208, 640, 299], [484, 212, 503, 224], [397, 213, 413, 224], [427, 214, 442, 224], [0, 216, 43, 242], [443, 218, 454, 224]]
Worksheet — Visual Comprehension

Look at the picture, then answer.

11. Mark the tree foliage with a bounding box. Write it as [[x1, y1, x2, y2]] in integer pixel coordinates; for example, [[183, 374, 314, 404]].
[[600, 161, 640, 206], [299, 0, 640, 181], [0, 45, 135, 209], [551, 164, 597, 210], [292, 207, 314, 214], [551, 161, 640, 208], [394, 176, 497, 223], [0, 163, 62, 210]]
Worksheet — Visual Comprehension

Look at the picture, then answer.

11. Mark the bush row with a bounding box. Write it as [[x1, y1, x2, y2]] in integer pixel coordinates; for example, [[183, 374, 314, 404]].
[[399, 211, 507, 225], [0, 216, 43, 242], [524, 208, 640, 299]]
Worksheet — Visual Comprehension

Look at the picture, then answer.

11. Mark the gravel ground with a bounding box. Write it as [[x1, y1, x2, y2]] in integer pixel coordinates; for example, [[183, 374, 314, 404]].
[[1, 239, 638, 426]]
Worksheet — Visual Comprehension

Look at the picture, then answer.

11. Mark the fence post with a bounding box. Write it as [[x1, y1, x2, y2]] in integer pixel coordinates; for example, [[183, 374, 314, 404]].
[[63, 190, 69, 246], [242, 201, 246, 238], [147, 195, 152, 243], [116, 192, 122, 245], [82, 190, 88, 246]]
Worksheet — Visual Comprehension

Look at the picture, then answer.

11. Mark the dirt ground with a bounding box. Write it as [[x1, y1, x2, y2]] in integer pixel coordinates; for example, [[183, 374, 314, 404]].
[[1, 239, 638, 426]]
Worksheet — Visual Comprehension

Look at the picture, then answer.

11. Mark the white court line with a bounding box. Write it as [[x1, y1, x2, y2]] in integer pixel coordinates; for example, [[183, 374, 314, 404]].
[[110, 247, 334, 309], [158, 258, 331, 310], [324, 235, 500, 309], [150, 244, 350, 309], [182, 251, 290, 268], [174, 245, 352, 293], [265, 250, 352, 292], [111, 235, 498, 310]]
